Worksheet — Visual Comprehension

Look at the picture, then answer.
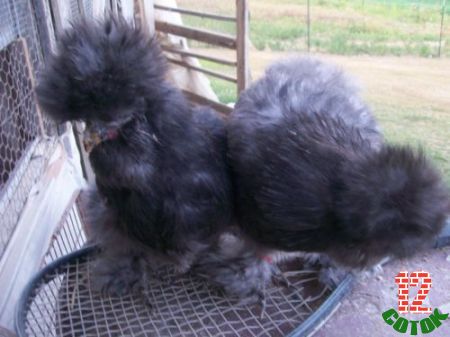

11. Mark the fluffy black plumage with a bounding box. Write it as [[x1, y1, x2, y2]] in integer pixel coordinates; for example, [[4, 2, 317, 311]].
[[228, 57, 449, 270], [37, 17, 233, 292], [194, 233, 275, 304]]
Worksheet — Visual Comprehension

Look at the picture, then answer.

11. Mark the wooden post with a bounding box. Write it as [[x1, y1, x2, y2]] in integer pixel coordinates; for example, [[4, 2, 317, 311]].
[[438, 0, 447, 57], [50, 0, 72, 34], [73, 123, 95, 183], [236, 0, 250, 93], [134, 0, 155, 36]]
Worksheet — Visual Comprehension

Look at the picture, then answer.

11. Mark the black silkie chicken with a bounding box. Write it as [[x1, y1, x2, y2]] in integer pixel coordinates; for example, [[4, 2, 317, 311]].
[[36, 17, 233, 293], [226, 57, 449, 283]]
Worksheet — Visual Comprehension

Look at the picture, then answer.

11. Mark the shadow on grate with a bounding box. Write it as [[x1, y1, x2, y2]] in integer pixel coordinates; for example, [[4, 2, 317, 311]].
[[16, 246, 354, 337]]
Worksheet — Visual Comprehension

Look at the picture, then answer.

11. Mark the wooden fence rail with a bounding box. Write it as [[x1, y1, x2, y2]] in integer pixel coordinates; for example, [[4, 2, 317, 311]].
[[155, 21, 237, 49], [182, 90, 233, 115], [154, 0, 249, 114], [154, 4, 236, 22], [161, 45, 238, 66], [166, 57, 238, 83]]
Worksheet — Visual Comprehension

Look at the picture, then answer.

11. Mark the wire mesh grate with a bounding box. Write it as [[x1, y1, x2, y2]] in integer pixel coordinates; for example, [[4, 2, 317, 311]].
[[20, 247, 336, 337], [18, 190, 354, 336], [42, 193, 88, 267]]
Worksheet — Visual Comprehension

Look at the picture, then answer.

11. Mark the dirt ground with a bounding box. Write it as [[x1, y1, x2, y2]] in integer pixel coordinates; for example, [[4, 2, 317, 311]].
[[316, 245, 450, 337], [199, 48, 450, 112]]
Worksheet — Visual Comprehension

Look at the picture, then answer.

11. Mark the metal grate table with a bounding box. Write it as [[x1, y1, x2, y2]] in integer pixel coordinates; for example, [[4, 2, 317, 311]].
[[16, 246, 354, 337]]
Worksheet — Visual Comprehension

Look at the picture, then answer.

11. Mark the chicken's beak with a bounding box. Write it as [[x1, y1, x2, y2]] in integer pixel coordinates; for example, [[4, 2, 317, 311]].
[[83, 129, 102, 153]]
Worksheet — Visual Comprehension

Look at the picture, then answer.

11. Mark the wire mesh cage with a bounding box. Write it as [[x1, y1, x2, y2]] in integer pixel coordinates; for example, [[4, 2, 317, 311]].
[[0, 39, 40, 189]]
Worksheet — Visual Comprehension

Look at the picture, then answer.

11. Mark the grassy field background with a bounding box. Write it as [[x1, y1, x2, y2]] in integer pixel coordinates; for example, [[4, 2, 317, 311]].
[[171, 0, 450, 184], [179, 0, 449, 57]]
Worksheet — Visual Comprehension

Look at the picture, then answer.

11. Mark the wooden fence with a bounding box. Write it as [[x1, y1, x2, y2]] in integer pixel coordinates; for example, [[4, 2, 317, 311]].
[[153, 0, 250, 114]]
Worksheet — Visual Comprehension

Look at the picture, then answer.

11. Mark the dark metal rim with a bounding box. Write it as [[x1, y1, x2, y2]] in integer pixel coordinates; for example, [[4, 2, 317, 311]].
[[287, 275, 354, 337], [14, 245, 354, 337], [15, 245, 98, 337]]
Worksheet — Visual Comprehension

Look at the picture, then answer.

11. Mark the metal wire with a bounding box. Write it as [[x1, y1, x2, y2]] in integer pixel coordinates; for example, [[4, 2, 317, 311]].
[[18, 194, 351, 337], [21, 248, 336, 337], [42, 194, 88, 267]]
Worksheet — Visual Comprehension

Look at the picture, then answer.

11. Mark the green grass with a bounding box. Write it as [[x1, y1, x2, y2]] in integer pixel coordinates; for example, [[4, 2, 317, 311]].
[[209, 78, 237, 104], [251, 3, 448, 57], [372, 103, 450, 185], [197, 60, 237, 103], [179, 0, 449, 57], [251, 17, 307, 50]]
